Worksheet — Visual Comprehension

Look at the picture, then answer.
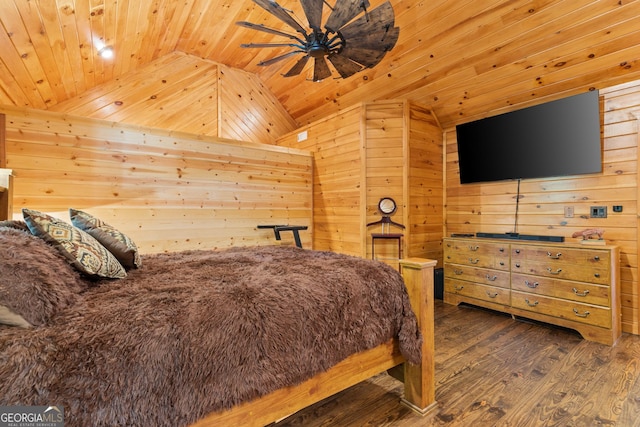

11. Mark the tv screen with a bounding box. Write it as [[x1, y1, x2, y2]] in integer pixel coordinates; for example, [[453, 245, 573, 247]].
[[455, 91, 602, 184]]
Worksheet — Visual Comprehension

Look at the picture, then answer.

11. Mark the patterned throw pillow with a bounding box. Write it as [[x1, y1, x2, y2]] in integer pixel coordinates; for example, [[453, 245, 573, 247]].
[[22, 208, 126, 279], [69, 209, 142, 269]]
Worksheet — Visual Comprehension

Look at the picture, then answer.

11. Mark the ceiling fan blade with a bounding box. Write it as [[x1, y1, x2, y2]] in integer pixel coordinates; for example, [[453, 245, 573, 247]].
[[312, 56, 332, 81], [300, 0, 324, 30], [236, 21, 305, 44], [339, 2, 396, 40], [284, 55, 311, 77], [327, 53, 364, 78], [241, 42, 305, 49], [339, 46, 387, 68], [325, 0, 370, 32], [343, 26, 399, 51], [258, 51, 305, 66], [252, 0, 307, 35]]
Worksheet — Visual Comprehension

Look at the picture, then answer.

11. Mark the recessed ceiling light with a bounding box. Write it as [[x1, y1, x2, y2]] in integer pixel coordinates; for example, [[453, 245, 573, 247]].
[[98, 46, 114, 59]]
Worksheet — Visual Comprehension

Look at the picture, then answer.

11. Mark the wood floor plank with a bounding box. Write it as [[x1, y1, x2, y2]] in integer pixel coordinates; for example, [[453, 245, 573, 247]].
[[274, 301, 640, 427]]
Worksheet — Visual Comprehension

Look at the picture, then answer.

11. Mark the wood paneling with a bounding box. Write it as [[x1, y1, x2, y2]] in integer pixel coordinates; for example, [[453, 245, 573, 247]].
[[1, 105, 312, 253], [444, 82, 640, 334], [217, 64, 297, 144], [366, 102, 406, 265], [48, 52, 296, 144], [1, 1, 640, 132], [277, 105, 363, 255], [407, 105, 444, 264], [276, 100, 443, 266]]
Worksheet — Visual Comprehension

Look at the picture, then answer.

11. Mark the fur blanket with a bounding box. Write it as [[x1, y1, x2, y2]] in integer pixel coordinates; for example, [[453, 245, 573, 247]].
[[0, 245, 421, 427]]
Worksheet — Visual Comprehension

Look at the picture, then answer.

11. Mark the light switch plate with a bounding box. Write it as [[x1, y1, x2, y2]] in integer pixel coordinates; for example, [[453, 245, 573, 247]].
[[564, 206, 574, 218], [590, 206, 607, 218]]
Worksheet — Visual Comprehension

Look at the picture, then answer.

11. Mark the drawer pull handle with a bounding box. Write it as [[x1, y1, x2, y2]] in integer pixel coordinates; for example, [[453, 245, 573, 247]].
[[547, 252, 562, 259], [486, 275, 498, 281], [515, 263, 521, 268], [455, 285, 464, 291], [547, 268, 563, 275], [515, 249, 521, 254], [486, 291, 498, 298], [454, 269, 464, 275], [525, 280, 539, 288], [594, 256, 600, 261], [499, 262, 505, 266], [499, 247, 505, 252], [525, 299, 539, 307], [469, 245, 479, 251], [572, 288, 590, 297], [594, 273, 600, 278], [469, 258, 480, 264], [573, 308, 591, 318]]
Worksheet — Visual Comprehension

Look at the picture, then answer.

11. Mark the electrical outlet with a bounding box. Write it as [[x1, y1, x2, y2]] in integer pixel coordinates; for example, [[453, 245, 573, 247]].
[[564, 206, 574, 218], [590, 206, 607, 218]]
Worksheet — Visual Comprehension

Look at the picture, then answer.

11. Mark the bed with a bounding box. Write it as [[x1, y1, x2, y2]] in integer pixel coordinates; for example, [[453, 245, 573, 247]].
[[0, 170, 436, 426]]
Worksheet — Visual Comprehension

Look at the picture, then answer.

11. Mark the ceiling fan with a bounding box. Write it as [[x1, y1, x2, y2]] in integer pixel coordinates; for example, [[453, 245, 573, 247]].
[[237, 0, 399, 82]]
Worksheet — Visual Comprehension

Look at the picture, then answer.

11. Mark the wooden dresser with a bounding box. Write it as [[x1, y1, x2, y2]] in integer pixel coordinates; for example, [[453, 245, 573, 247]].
[[443, 237, 620, 345]]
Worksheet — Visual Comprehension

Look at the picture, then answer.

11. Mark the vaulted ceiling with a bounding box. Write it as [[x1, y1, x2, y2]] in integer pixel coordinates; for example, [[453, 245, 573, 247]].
[[1, 0, 639, 129]]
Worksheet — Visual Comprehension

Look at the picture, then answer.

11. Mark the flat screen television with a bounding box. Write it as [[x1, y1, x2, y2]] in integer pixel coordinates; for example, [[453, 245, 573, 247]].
[[455, 90, 602, 184]]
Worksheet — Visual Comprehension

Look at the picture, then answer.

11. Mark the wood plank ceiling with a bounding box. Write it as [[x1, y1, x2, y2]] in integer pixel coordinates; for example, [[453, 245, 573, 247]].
[[0, 0, 639, 130]]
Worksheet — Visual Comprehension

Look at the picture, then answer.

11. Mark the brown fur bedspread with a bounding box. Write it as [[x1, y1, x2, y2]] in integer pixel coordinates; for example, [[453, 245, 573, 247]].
[[0, 245, 421, 427]]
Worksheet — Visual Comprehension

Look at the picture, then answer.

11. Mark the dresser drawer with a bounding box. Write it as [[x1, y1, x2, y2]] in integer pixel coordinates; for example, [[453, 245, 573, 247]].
[[511, 245, 610, 284], [446, 278, 510, 305], [511, 246, 609, 265], [511, 258, 610, 285], [444, 264, 510, 288], [511, 291, 611, 328], [444, 240, 509, 270], [511, 273, 610, 306]]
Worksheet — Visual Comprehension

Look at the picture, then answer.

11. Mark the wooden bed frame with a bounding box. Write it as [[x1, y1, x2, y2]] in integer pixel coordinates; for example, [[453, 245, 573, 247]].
[[191, 257, 437, 427], [0, 169, 12, 221], [0, 169, 436, 426]]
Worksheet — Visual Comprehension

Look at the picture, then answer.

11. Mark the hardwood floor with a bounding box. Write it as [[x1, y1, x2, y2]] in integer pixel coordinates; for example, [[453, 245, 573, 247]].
[[275, 301, 640, 426]]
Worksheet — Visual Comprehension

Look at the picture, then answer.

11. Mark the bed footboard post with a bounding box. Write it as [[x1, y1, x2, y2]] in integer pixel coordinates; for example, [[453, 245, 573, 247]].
[[0, 169, 13, 221], [399, 257, 437, 415]]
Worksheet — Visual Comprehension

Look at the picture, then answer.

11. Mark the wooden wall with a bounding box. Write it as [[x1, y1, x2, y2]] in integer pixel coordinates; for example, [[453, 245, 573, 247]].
[[407, 104, 444, 264], [444, 82, 640, 334], [276, 100, 443, 266], [0, 105, 312, 253], [49, 52, 297, 145], [278, 104, 363, 255]]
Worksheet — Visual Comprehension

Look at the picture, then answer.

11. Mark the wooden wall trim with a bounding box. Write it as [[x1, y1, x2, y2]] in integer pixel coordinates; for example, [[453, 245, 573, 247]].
[[359, 104, 368, 259], [402, 100, 410, 252], [633, 109, 640, 335], [0, 113, 4, 168]]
